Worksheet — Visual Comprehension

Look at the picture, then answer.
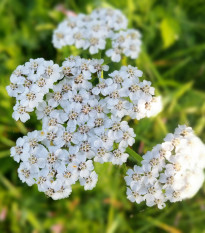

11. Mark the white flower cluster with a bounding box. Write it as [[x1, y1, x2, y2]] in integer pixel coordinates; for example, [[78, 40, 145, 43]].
[[11, 130, 98, 200], [6, 58, 62, 122], [52, 8, 141, 62], [7, 57, 162, 123], [8, 56, 162, 199], [106, 66, 162, 120], [125, 125, 205, 209], [106, 30, 141, 62]]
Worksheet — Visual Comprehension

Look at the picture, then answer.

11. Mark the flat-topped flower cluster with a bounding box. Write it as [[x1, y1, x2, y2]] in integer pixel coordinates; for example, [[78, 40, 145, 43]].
[[52, 8, 141, 62], [7, 7, 204, 206], [125, 125, 205, 209], [8, 56, 162, 199], [6, 59, 62, 122]]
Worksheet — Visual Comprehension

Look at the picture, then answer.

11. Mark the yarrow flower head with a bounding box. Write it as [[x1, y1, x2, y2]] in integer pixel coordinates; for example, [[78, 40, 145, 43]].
[[125, 125, 205, 209], [8, 55, 162, 199], [52, 8, 142, 62], [6, 58, 62, 122]]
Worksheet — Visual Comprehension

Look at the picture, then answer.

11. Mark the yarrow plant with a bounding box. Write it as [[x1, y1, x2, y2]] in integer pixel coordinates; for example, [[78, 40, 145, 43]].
[[7, 56, 161, 199], [125, 125, 205, 209], [6, 7, 205, 205], [52, 8, 141, 62]]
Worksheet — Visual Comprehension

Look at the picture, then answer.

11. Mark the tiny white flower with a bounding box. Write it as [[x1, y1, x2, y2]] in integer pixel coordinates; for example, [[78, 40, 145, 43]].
[[92, 78, 113, 96], [19, 87, 44, 109], [121, 65, 143, 79], [108, 118, 125, 140], [36, 101, 54, 120], [110, 148, 129, 165], [126, 187, 143, 204], [86, 35, 106, 54], [124, 165, 144, 188], [52, 185, 72, 200], [10, 137, 29, 163], [56, 167, 79, 186], [115, 122, 136, 149], [6, 83, 24, 97], [12, 102, 32, 122], [93, 145, 111, 163], [80, 171, 98, 190], [106, 47, 122, 62], [93, 132, 114, 150], [18, 162, 37, 186], [37, 60, 62, 82], [71, 154, 94, 178]]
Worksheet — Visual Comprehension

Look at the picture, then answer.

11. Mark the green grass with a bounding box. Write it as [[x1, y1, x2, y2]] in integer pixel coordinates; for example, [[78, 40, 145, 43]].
[[0, 0, 205, 232]]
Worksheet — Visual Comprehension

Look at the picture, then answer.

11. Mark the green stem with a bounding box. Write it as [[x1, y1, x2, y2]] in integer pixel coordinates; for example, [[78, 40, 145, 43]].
[[126, 147, 143, 164]]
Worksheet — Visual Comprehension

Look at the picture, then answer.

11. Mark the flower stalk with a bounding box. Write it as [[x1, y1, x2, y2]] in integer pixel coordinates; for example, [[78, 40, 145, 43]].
[[126, 147, 142, 164]]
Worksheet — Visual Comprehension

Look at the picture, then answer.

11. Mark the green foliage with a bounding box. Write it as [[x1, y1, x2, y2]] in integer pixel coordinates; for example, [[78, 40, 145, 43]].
[[160, 17, 180, 49], [0, 0, 205, 232]]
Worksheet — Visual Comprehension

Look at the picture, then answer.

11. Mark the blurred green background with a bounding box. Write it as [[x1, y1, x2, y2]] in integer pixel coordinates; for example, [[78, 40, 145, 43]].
[[0, 0, 205, 232]]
